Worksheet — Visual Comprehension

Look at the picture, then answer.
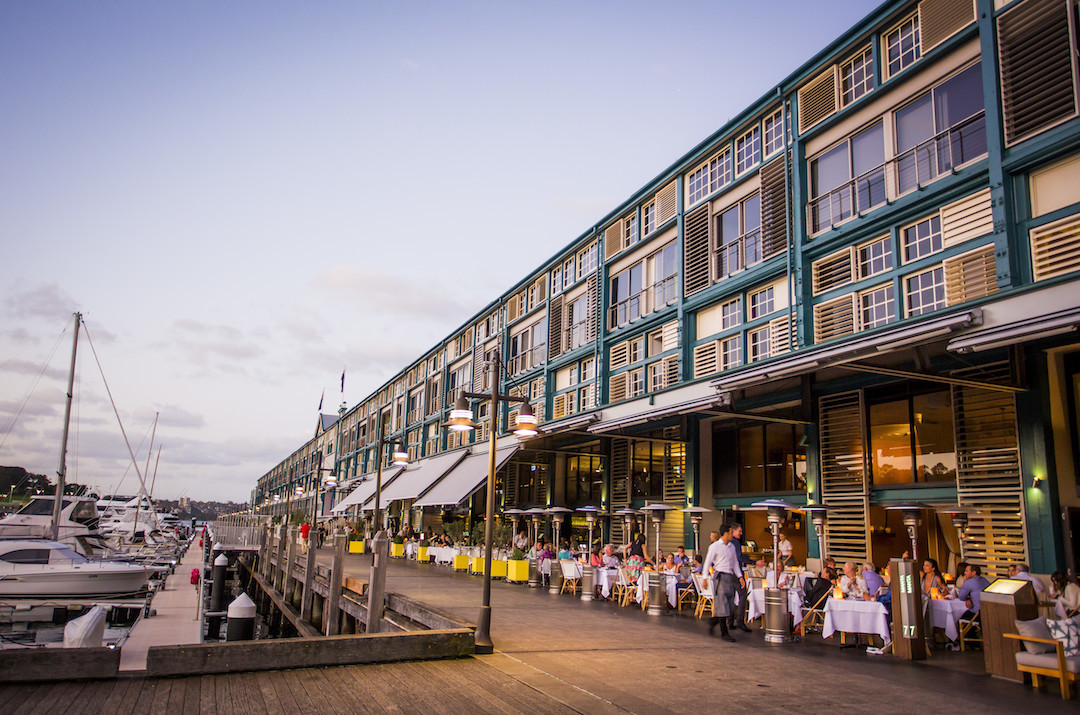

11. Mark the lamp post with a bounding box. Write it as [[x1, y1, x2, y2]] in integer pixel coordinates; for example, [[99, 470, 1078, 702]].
[[680, 506, 711, 555], [443, 346, 539, 654], [886, 502, 932, 563], [937, 506, 970, 562], [365, 415, 409, 635], [801, 504, 830, 566]]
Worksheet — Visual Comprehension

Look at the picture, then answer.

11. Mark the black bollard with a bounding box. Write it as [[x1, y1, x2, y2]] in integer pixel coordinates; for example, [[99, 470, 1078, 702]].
[[210, 552, 228, 612], [226, 593, 256, 641]]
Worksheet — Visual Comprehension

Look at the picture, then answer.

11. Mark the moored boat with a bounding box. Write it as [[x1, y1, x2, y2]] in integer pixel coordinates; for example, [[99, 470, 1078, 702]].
[[0, 539, 149, 598]]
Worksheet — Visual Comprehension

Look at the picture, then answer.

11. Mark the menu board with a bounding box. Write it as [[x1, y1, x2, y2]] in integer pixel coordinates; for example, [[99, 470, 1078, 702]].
[[984, 578, 1029, 595]]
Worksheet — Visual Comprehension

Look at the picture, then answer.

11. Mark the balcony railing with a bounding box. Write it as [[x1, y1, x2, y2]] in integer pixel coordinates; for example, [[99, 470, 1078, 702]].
[[715, 228, 787, 280], [508, 345, 545, 375], [807, 111, 987, 235], [565, 319, 589, 351], [607, 275, 677, 328]]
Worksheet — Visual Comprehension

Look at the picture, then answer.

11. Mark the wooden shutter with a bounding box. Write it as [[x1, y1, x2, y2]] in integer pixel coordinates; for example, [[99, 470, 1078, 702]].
[[661, 321, 679, 352], [552, 392, 572, 420], [472, 346, 484, 393], [919, 0, 976, 51], [1030, 214, 1080, 281], [769, 315, 793, 355], [813, 249, 855, 295], [952, 363, 1025, 578], [760, 156, 789, 257], [998, 0, 1078, 146], [814, 295, 856, 341], [609, 438, 631, 544], [693, 341, 720, 378], [945, 244, 999, 304], [798, 67, 838, 133], [662, 355, 679, 389], [604, 220, 624, 260], [609, 341, 631, 369], [656, 181, 678, 225], [548, 295, 564, 359], [586, 274, 599, 343], [684, 204, 712, 296], [942, 188, 994, 246], [609, 372, 628, 403], [819, 391, 870, 562]]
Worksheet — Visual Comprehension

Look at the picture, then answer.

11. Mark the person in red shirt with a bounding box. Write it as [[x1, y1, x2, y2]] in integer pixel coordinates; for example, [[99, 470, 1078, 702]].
[[300, 522, 311, 554]]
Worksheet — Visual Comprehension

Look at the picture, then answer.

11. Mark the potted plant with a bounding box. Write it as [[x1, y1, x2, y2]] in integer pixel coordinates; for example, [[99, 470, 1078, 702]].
[[390, 533, 405, 558], [507, 546, 529, 583], [418, 538, 430, 563], [347, 529, 364, 554]]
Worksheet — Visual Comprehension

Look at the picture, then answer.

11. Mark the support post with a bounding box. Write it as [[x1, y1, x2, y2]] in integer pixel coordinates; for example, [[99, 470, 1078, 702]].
[[300, 532, 316, 623], [326, 528, 345, 635]]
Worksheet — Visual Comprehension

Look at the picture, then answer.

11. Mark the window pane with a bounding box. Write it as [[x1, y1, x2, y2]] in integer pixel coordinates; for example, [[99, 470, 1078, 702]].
[[739, 426, 765, 492], [719, 205, 740, 243], [934, 62, 983, 131], [812, 143, 850, 197], [851, 122, 885, 176], [743, 194, 761, 233], [896, 94, 934, 153], [913, 392, 956, 482], [870, 399, 913, 484], [765, 423, 795, 492]]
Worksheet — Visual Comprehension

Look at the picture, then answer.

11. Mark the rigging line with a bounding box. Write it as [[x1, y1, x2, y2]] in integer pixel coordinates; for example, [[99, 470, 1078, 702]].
[[0, 315, 73, 448], [81, 323, 151, 504], [110, 422, 154, 499]]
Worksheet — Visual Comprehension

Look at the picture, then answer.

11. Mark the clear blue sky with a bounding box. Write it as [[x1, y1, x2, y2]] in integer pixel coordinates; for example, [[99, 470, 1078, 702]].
[[0, 0, 882, 502]]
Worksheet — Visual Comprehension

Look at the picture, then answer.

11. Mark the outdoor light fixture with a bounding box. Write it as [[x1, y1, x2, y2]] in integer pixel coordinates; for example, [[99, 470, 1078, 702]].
[[886, 502, 932, 562], [801, 504, 830, 564], [680, 505, 711, 554], [447, 395, 477, 432], [513, 402, 539, 438], [294, 485, 303, 496], [937, 505, 970, 561], [392, 442, 409, 467]]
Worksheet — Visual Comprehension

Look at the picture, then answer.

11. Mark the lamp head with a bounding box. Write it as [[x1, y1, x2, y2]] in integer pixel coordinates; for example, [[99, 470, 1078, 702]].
[[513, 401, 539, 438], [392, 442, 409, 467], [447, 395, 476, 432]]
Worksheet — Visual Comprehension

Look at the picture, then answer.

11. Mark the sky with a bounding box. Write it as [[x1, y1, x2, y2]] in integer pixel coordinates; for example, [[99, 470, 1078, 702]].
[[0, 0, 882, 503]]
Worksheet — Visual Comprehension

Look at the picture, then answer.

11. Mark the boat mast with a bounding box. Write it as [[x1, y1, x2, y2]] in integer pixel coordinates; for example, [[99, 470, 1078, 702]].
[[51, 312, 81, 541]]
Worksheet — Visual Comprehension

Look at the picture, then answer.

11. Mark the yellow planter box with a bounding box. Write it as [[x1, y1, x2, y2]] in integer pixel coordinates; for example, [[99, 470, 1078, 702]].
[[471, 556, 485, 574], [507, 559, 529, 583], [390, 542, 405, 558], [348, 541, 364, 554], [418, 546, 429, 562], [491, 559, 507, 579], [453, 554, 470, 571]]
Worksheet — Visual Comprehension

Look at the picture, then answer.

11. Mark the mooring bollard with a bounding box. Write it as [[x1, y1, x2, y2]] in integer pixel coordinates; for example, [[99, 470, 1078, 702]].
[[226, 592, 256, 641], [210, 551, 228, 612]]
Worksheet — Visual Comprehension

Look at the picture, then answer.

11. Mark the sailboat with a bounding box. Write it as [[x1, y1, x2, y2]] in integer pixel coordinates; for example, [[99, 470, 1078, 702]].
[[0, 313, 150, 598]]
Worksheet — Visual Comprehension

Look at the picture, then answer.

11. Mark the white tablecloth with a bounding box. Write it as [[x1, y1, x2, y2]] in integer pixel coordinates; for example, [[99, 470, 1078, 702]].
[[429, 546, 457, 564], [928, 599, 968, 641], [748, 588, 804, 622], [822, 599, 890, 641], [405, 542, 418, 558], [636, 572, 682, 607], [596, 568, 618, 598]]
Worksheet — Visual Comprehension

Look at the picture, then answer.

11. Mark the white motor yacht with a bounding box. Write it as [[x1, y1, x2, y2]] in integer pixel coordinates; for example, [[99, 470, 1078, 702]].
[[0, 495, 110, 557], [0, 539, 149, 598]]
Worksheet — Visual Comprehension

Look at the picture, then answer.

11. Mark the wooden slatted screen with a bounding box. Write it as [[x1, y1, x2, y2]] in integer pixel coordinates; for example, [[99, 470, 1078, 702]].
[[945, 244, 998, 305], [814, 249, 854, 295], [609, 372, 628, 403], [586, 274, 599, 343], [798, 67, 838, 133], [770, 315, 793, 356], [656, 181, 678, 225], [609, 438, 631, 544], [942, 188, 994, 246], [952, 362, 1026, 579], [919, 0, 976, 51], [472, 345, 484, 393], [693, 341, 719, 378], [609, 341, 631, 369], [998, 0, 1078, 146], [661, 321, 679, 352], [604, 220, 624, 260], [548, 295, 564, 359], [1030, 214, 1080, 281], [684, 204, 712, 296], [760, 156, 789, 256], [819, 391, 870, 561], [814, 295, 856, 342]]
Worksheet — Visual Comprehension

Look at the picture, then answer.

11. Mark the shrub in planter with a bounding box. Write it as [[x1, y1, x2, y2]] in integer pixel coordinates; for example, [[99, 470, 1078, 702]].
[[507, 546, 529, 583]]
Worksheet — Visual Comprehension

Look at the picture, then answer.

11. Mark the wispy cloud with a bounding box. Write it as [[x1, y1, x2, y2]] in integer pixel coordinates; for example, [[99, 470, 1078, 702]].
[[314, 264, 468, 322], [3, 281, 77, 321]]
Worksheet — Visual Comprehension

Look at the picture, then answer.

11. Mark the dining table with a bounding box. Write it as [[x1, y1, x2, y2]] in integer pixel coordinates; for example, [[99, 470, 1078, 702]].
[[822, 598, 891, 642], [927, 598, 968, 641], [595, 567, 618, 599], [747, 587, 805, 623], [635, 571, 683, 607]]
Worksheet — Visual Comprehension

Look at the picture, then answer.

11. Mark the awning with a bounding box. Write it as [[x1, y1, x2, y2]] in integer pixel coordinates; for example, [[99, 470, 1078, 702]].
[[948, 306, 1080, 353], [365, 449, 469, 509], [330, 467, 404, 513], [539, 412, 602, 435], [588, 394, 727, 433], [711, 309, 981, 392], [413, 444, 520, 508]]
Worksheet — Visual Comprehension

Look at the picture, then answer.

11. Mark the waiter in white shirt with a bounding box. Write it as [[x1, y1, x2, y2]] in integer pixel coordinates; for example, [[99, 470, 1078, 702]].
[[701, 523, 744, 642]]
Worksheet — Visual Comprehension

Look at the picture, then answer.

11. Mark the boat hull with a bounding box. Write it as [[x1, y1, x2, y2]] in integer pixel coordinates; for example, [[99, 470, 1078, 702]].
[[0, 563, 149, 598]]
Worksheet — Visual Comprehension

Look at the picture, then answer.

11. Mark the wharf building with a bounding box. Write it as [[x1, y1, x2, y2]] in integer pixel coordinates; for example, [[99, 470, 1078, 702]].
[[253, 0, 1080, 579]]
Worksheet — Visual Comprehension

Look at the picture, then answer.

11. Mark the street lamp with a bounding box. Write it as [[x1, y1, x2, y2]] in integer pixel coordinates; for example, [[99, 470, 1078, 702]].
[[365, 415, 410, 635], [886, 502, 932, 562], [443, 346, 540, 654], [680, 505, 711, 555]]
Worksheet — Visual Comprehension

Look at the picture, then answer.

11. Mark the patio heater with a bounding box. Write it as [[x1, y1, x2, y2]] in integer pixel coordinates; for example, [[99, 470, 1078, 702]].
[[503, 508, 525, 549], [680, 506, 711, 555], [524, 507, 546, 546], [640, 503, 675, 561], [801, 504, 830, 567], [614, 509, 640, 548], [751, 499, 798, 644], [936, 505, 970, 562], [523, 507, 546, 589], [577, 506, 601, 553], [546, 506, 573, 551], [885, 502, 932, 562]]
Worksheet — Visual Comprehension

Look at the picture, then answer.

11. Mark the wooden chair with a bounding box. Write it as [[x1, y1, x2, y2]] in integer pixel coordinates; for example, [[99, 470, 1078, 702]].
[[796, 589, 830, 637], [1003, 632, 1078, 700], [613, 567, 634, 607], [958, 611, 981, 651], [692, 573, 714, 619], [677, 577, 697, 611], [559, 560, 580, 595]]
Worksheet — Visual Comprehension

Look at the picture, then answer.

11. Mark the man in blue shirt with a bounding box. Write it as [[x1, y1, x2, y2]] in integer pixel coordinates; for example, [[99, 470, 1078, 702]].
[[861, 562, 886, 598], [956, 563, 991, 619]]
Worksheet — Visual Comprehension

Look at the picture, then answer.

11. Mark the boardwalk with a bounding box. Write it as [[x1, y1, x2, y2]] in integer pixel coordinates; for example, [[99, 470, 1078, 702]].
[[3, 549, 1074, 713]]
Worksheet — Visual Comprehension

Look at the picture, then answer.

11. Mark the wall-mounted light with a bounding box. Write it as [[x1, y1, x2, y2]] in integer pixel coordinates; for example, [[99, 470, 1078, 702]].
[[1032, 475, 1044, 488]]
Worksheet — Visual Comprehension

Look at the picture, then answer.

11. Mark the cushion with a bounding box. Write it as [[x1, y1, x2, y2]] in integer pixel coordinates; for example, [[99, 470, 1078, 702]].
[[1015, 617, 1055, 654], [1016, 651, 1080, 674], [1047, 618, 1080, 657]]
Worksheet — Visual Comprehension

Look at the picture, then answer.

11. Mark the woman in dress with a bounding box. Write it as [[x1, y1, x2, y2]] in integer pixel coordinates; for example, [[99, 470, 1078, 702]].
[[1050, 571, 1080, 615], [622, 531, 652, 580], [921, 558, 947, 599]]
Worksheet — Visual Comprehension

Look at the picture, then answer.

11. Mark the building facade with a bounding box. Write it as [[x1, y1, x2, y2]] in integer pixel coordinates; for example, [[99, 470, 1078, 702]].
[[253, 0, 1080, 578]]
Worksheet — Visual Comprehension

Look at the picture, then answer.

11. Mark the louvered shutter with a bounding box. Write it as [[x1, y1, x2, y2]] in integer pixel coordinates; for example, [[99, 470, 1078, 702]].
[[472, 346, 484, 393], [813, 249, 855, 295], [945, 244, 999, 304], [693, 341, 720, 378], [609, 372, 628, 403], [683, 204, 712, 296], [552, 393, 571, 420], [942, 188, 994, 246], [814, 295, 857, 341], [769, 316, 793, 355], [919, 0, 976, 51], [604, 220, 624, 260], [656, 181, 678, 225], [1030, 214, 1080, 281], [998, 0, 1078, 146], [952, 363, 1025, 578], [609, 438, 631, 544], [586, 274, 598, 343], [798, 67, 838, 133], [662, 355, 679, 389], [661, 321, 679, 352], [760, 156, 789, 257], [819, 391, 870, 562], [548, 295, 564, 359], [609, 341, 631, 369]]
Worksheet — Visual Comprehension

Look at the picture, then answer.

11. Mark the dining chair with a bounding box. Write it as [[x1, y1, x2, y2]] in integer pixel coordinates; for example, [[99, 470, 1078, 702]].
[[677, 576, 697, 611], [959, 611, 982, 651], [692, 573, 714, 619], [559, 559, 581, 595], [613, 567, 634, 607], [796, 588, 830, 637]]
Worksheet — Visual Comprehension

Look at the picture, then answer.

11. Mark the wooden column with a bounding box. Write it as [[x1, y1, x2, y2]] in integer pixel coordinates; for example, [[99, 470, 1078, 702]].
[[325, 528, 345, 635], [300, 531, 316, 622]]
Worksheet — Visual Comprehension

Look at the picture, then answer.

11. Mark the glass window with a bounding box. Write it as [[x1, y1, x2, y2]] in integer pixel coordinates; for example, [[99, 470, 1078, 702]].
[[610, 263, 644, 326], [905, 266, 945, 316], [738, 424, 806, 493], [717, 194, 762, 277], [749, 286, 775, 319], [858, 236, 893, 278], [809, 122, 886, 232], [841, 47, 874, 105], [902, 215, 942, 262], [721, 335, 742, 369], [885, 13, 921, 78], [860, 284, 896, 329], [722, 298, 742, 329], [567, 454, 602, 507], [748, 327, 771, 361], [736, 126, 761, 175], [869, 390, 956, 485], [567, 294, 589, 349], [764, 110, 784, 156], [631, 440, 666, 499], [642, 203, 656, 237]]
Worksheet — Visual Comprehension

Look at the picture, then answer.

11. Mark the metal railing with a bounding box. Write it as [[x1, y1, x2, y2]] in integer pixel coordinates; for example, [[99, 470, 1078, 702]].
[[508, 345, 545, 375], [807, 111, 987, 234], [715, 227, 785, 280], [608, 275, 677, 328], [210, 514, 268, 549]]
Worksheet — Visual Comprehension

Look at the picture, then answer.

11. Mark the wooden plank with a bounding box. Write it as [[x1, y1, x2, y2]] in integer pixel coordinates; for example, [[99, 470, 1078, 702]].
[[131, 678, 163, 715], [147, 678, 173, 715], [303, 668, 350, 714], [198, 674, 217, 715], [267, 669, 300, 713], [27, 679, 76, 715], [319, 665, 377, 713], [99, 676, 136, 715], [58, 681, 95, 715], [400, 660, 500, 715], [375, 663, 446, 714], [335, 663, 402, 713], [181, 676, 201, 715], [278, 669, 320, 711], [235, 672, 269, 715], [253, 671, 285, 715], [432, 659, 547, 714]]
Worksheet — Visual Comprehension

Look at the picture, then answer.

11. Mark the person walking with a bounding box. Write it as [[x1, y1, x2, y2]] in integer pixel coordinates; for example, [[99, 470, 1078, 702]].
[[701, 523, 744, 642], [730, 523, 754, 633]]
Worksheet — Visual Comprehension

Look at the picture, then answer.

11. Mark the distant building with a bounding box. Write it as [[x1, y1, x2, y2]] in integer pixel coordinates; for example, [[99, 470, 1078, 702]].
[[253, 0, 1080, 578]]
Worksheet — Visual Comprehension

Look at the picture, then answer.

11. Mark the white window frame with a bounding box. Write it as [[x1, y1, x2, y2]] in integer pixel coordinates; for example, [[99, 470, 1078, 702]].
[[748, 327, 771, 362], [904, 265, 946, 317], [748, 286, 775, 320], [840, 45, 874, 106], [857, 235, 893, 279], [901, 214, 943, 264], [883, 12, 921, 80], [721, 297, 742, 330], [763, 109, 784, 157], [721, 335, 742, 369], [735, 126, 762, 176], [859, 283, 896, 329]]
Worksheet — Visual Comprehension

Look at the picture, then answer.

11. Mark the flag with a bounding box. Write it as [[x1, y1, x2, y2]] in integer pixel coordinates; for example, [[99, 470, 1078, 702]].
[[318, 389, 324, 412], [341, 369, 345, 394]]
